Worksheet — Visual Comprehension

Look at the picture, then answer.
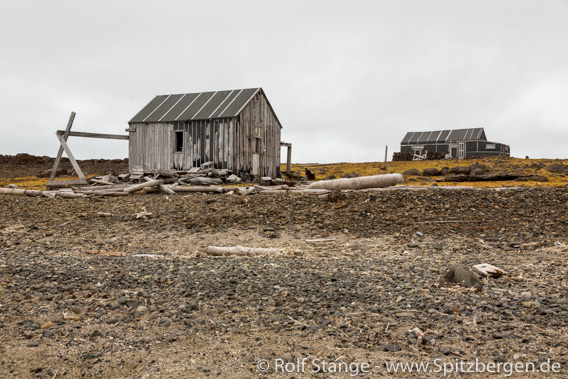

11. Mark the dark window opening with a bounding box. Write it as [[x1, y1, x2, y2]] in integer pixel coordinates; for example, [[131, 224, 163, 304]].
[[255, 138, 261, 154], [175, 131, 184, 152]]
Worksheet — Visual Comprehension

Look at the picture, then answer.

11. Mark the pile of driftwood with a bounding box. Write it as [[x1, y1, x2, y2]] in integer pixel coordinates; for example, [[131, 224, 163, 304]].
[[0, 173, 404, 199]]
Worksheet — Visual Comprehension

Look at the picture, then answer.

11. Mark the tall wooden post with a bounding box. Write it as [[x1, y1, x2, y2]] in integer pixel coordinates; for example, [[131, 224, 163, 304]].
[[384, 145, 388, 170], [286, 144, 292, 174]]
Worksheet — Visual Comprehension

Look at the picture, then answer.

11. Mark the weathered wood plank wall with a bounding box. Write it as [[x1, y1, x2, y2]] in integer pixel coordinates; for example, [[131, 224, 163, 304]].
[[171, 119, 236, 170], [236, 92, 281, 177], [129, 122, 173, 170]]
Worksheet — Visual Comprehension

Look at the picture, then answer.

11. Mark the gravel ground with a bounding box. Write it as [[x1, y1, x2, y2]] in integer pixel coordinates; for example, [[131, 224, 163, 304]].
[[1, 187, 568, 378]]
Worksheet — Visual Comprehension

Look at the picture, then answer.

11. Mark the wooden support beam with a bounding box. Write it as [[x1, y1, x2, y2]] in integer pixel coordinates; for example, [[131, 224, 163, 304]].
[[49, 112, 75, 182], [56, 130, 129, 140], [281, 142, 292, 174], [56, 134, 86, 181]]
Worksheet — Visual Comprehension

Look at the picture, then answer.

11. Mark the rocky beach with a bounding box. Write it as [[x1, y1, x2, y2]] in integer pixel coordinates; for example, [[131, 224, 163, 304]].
[[1, 185, 567, 377]]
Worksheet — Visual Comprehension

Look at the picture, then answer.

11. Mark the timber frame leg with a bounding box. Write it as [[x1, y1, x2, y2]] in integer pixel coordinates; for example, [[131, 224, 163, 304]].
[[46, 111, 88, 189]]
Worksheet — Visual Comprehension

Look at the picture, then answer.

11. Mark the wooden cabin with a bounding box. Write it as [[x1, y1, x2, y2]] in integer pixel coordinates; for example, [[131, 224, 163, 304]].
[[400, 128, 510, 159], [128, 88, 282, 177]]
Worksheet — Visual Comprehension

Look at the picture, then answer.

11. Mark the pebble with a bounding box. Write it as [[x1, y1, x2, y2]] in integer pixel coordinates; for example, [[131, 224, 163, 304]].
[[117, 297, 127, 305], [448, 305, 460, 313], [384, 343, 401, 352], [40, 321, 54, 329]]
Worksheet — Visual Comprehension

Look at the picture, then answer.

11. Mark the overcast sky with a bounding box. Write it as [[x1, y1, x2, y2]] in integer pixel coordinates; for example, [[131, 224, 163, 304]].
[[1, 0, 567, 163]]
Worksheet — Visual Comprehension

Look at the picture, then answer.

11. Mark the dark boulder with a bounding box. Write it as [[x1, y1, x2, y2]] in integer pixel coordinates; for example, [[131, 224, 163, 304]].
[[469, 162, 488, 176], [449, 166, 471, 175], [528, 175, 548, 182], [422, 168, 441, 176], [403, 169, 421, 176]]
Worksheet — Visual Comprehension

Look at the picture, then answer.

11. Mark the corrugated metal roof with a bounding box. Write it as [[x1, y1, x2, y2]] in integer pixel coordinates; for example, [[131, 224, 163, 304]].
[[401, 128, 486, 144], [130, 88, 261, 123]]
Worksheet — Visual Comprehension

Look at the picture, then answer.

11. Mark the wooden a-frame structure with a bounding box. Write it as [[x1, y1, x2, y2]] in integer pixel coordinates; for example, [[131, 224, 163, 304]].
[[47, 112, 129, 189]]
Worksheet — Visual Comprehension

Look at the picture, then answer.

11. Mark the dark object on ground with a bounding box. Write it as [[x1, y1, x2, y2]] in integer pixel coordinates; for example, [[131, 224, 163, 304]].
[[422, 168, 441, 176], [305, 169, 315, 180], [449, 166, 471, 175], [441, 264, 482, 289], [403, 169, 421, 176]]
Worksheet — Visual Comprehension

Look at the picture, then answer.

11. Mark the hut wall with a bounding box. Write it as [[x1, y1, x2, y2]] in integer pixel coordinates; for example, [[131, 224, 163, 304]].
[[465, 142, 510, 158], [400, 143, 449, 154], [236, 92, 281, 177], [171, 119, 236, 170], [129, 122, 173, 171]]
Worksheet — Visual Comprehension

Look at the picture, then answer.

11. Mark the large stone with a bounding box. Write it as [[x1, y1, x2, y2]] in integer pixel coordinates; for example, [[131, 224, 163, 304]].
[[403, 169, 421, 176], [441, 264, 482, 289], [449, 166, 471, 175], [469, 162, 488, 176], [528, 175, 548, 182], [422, 168, 441, 176]]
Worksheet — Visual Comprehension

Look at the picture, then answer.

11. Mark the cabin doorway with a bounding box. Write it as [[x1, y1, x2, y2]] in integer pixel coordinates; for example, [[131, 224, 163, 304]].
[[458, 141, 465, 159]]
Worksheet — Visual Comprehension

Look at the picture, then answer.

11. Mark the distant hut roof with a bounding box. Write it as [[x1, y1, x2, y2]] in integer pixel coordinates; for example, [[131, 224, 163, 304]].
[[401, 128, 486, 144], [130, 88, 263, 123]]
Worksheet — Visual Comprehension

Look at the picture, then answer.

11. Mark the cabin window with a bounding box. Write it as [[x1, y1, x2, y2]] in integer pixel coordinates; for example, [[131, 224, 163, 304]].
[[174, 131, 184, 152], [486, 143, 496, 150]]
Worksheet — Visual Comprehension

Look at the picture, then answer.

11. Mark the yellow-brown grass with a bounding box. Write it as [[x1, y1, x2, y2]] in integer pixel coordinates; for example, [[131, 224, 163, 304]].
[[1, 157, 567, 189], [0, 176, 88, 190], [281, 157, 568, 188]]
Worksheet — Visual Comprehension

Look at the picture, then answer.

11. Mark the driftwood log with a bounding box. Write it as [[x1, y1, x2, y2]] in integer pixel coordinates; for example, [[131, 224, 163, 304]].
[[205, 246, 286, 256], [308, 174, 403, 190], [144, 186, 224, 194], [0, 188, 43, 197], [124, 179, 163, 193], [184, 177, 224, 186], [158, 184, 176, 195]]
